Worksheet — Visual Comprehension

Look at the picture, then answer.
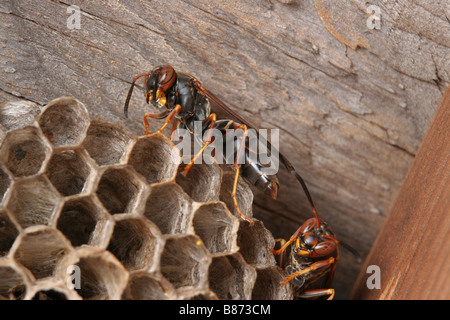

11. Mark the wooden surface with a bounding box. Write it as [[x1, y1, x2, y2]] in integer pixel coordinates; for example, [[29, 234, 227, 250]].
[[0, 0, 449, 299], [350, 86, 450, 300]]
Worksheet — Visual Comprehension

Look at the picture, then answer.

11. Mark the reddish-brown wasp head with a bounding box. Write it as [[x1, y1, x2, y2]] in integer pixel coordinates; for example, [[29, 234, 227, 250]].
[[124, 65, 178, 117], [144, 65, 177, 108], [295, 218, 338, 258]]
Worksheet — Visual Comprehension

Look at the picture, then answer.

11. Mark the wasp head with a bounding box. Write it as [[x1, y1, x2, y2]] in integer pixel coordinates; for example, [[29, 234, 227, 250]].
[[144, 65, 177, 109], [295, 218, 338, 258]]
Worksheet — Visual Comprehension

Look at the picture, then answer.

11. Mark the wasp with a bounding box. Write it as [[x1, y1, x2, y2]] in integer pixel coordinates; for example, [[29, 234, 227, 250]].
[[123, 65, 334, 227], [270, 188, 360, 299], [124, 65, 311, 225]]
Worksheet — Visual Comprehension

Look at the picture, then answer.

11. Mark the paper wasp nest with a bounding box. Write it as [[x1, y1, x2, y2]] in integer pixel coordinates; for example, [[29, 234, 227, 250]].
[[0, 97, 292, 300]]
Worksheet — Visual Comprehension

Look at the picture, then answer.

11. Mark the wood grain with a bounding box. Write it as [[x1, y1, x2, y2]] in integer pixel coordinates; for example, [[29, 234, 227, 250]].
[[0, 0, 448, 298], [350, 87, 450, 300]]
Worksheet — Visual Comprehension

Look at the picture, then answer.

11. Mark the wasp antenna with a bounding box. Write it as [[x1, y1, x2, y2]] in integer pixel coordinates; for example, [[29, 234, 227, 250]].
[[124, 72, 153, 118], [124, 82, 135, 118], [339, 241, 362, 263], [278, 154, 320, 227], [323, 235, 361, 263], [293, 171, 320, 228]]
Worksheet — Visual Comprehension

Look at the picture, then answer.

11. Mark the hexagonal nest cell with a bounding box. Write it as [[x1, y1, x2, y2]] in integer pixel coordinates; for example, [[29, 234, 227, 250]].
[[0, 97, 290, 300]]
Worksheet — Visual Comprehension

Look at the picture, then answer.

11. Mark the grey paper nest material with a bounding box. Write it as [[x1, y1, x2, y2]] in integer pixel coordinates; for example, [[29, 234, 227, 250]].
[[0, 97, 292, 300]]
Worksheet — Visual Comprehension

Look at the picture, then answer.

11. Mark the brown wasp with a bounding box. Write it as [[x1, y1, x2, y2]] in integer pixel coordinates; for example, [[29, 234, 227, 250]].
[[270, 187, 360, 299], [123, 65, 309, 225], [123, 66, 342, 228]]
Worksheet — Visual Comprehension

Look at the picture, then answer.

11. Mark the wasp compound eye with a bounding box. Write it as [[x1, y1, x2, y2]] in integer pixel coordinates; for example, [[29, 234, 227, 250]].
[[301, 232, 318, 250], [157, 66, 176, 92]]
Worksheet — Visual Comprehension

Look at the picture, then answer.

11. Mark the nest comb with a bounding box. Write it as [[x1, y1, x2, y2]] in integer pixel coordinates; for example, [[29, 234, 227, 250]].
[[0, 97, 292, 300]]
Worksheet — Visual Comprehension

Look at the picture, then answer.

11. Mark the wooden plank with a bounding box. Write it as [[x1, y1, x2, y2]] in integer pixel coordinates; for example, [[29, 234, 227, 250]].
[[0, 0, 448, 298], [350, 86, 450, 300]]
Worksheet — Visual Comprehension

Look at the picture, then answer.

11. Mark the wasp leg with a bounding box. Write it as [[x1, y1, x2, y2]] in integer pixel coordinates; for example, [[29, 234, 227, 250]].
[[298, 288, 335, 300], [152, 104, 182, 135], [231, 165, 254, 225], [143, 110, 171, 135], [170, 118, 181, 141], [228, 123, 254, 225], [325, 256, 338, 289], [182, 113, 217, 176], [273, 239, 286, 247], [282, 257, 336, 286], [270, 225, 306, 256], [273, 239, 288, 268]]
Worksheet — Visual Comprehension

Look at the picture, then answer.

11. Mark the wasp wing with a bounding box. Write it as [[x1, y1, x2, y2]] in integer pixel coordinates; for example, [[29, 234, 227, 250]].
[[194, 82, 317, 211]]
